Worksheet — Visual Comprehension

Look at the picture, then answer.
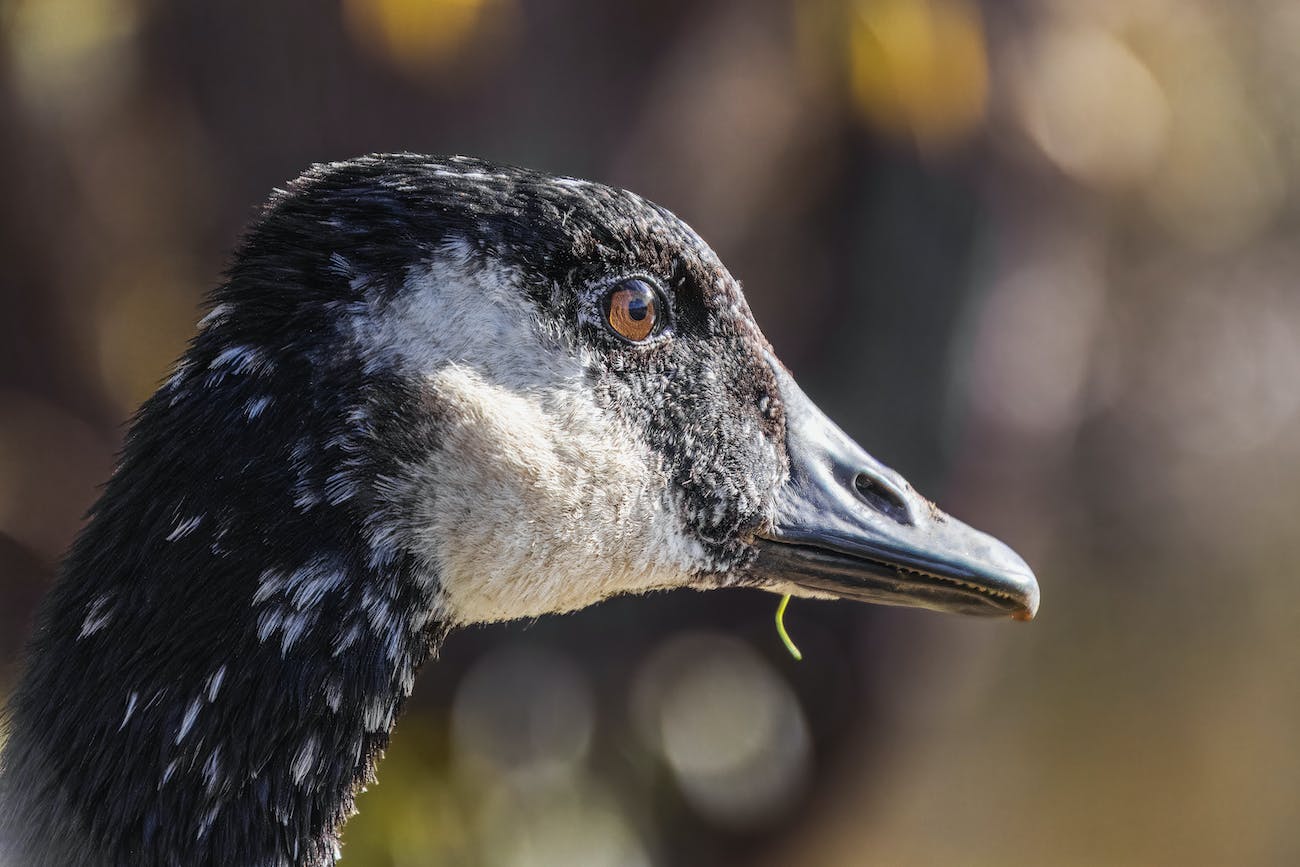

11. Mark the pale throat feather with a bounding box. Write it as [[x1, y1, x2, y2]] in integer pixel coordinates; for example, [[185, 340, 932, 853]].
[[419, 366, 708, 623]]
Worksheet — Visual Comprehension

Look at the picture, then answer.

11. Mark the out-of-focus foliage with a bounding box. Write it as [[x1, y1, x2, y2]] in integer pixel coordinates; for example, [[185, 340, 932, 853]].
[[1, 1, 1297, 865]]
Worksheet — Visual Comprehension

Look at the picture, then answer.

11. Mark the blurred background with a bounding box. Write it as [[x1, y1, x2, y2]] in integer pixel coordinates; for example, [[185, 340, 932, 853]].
[[1, 0, 1298, 864]]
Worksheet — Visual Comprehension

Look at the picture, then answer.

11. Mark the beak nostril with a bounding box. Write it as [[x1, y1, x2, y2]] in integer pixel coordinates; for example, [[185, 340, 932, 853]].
[[853, 472, 913, 525]]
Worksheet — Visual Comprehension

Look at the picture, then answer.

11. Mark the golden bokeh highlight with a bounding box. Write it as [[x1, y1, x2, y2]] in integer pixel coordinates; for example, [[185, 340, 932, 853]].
[[94, 260, 201, 414], [1137, 11, 1286, 250], [0, 391, 111, 563], [4, 0, 141, 121], [342, 0, 510, 73], [848, 0, 988, 149]]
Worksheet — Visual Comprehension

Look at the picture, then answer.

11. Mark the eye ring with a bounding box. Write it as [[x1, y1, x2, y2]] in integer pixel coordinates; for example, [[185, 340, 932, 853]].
[[603, 277, 665, 343]]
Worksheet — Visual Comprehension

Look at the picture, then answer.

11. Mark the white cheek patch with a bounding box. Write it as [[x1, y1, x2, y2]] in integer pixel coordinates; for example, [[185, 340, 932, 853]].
[[350, 238, 585, 385], [413, 366, 710, 624], [355, 242, 712, 625]]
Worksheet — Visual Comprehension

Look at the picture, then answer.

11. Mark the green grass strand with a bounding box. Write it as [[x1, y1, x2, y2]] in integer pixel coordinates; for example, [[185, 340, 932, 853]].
[[775, 593, 802, 661]]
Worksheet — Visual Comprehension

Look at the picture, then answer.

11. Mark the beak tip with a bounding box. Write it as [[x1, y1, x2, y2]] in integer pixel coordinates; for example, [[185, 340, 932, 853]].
[[1009, 568, 1040, 621], [1011, 595, 1038, 621], [986, 537, 1039, 621]]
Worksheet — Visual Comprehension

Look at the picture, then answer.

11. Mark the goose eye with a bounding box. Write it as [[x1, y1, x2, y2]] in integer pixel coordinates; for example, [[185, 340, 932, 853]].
[[605, 279, 660, 342]]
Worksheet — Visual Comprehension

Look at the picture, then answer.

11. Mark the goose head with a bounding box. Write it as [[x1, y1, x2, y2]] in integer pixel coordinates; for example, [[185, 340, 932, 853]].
[[237, 153, 1036, 626], [0, 154, 1036, 867]]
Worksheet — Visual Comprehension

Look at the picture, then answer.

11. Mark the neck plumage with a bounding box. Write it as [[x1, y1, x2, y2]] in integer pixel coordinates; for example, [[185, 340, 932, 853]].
[[0, 340, 445, 866]]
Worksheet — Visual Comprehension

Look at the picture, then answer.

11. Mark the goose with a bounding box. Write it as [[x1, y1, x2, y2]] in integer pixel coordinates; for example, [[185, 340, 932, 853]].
[[0, 153, 1038, 867]]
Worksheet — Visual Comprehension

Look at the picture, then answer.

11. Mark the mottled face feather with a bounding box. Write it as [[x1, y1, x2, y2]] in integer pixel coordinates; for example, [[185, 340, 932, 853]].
[[227, 154, 788, 620], [0, 154, 791, 867]]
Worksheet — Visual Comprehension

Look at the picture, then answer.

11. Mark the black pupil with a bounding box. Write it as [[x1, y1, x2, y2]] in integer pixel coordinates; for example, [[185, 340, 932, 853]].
[[626, 293, 650, 321]]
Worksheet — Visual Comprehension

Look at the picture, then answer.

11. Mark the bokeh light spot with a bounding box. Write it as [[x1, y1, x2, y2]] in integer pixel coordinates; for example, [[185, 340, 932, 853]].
[[4, 0, 140, 123], [1016, 23, 1170, 188], [451, 642, 595, 778], [633, 632, 810, 828], [95, 261, 201, 414], [848, 0, 988, 149], [0, 391, 111, 563], [476, 775, 650, 867], [342, 0, 513, 74]]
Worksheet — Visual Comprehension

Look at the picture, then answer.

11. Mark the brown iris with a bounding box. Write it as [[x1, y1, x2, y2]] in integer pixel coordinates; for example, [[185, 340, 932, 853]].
[[605, 278, 660, 342]]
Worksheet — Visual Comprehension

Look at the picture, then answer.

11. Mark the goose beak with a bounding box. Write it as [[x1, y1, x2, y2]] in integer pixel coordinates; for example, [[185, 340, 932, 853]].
[[752, 359, 1039, 620]]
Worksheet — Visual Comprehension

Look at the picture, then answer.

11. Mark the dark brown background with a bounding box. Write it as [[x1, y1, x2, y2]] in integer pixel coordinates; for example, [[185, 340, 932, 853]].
[[1, 1, 1297, 864]]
